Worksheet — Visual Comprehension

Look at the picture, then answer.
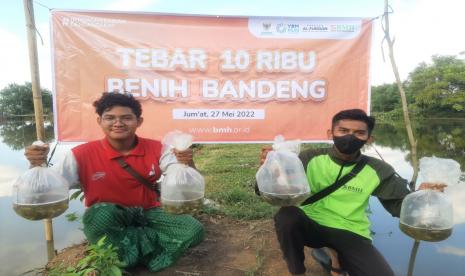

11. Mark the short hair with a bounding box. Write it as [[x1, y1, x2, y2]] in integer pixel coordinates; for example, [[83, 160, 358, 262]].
[[331, 109, 375, 134], [93, 92, 142, 118]]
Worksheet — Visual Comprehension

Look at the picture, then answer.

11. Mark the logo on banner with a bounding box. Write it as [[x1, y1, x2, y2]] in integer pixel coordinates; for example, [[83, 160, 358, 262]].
[[276, 23, 286, 33], [302, 24, 329, 32], [287, 23, 299, 33], [61, 16, 126, 28], [261, 22, 273, 35], [276, 23, 299, 34], [248, 18, 362, 39], [330, 24, 357, 32]]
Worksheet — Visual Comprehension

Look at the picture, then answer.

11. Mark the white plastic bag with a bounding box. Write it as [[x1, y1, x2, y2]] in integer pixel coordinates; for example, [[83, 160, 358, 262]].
[[419, 156, 461, 186], [162, 164, 205, 200], [160, 130, 193, 171], [160, 131, 205, 213], [399, 156, 460, 241], [12, 166, 69, 220], [256, 135, 310, 206], [400, 189, 453, 242], [271, 135, 301, 154], [444, 183, 465, 225]]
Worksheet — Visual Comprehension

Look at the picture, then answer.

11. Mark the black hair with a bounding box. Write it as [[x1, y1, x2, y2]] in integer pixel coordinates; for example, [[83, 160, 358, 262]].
[[93, 92, 142, 118], [331, 109, 375, 134]]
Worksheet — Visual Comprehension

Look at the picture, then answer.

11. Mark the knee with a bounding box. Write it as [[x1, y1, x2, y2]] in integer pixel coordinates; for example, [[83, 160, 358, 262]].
[[191, 216, 205, 236], [194, 221, 205, 244], [183, 216, 205, 246], [274, 206, 303, 230], [82, 203, 124, 239]]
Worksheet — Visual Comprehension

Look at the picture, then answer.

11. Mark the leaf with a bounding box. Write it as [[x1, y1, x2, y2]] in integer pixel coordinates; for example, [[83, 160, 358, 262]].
[[80, 268, 95, 276], [97, 236, 107, 247], [63, 273, 79, 276], [65, 212, 80, 222], [70, 189, 83, 201], [110, 265, 122, 276], [77, 256, 93, 268]]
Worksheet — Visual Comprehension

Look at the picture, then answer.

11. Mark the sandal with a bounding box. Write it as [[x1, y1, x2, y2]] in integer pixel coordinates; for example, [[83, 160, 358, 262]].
[[311, 248, 349, 276]]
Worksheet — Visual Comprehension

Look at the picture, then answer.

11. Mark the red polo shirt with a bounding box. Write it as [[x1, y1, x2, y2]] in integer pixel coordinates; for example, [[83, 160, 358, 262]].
[[72, 137, 162, 209]]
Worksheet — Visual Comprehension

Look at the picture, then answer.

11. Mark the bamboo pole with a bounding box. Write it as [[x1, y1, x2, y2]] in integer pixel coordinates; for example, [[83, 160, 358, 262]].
[[407, 239, 420, 276], [384, 0, 418, 188], [23, 0, 44, 140], [23, 0, 55, 259], [383, 0, 419, 187], [383, 1, 420, 275]]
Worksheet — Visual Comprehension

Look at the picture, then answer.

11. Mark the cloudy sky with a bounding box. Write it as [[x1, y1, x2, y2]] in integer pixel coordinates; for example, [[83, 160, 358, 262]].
[[0, 0, 464, 90]]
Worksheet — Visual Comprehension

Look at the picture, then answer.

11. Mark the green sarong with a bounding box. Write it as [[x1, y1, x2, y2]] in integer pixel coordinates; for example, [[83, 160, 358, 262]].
[[82, 203, 204, 272]]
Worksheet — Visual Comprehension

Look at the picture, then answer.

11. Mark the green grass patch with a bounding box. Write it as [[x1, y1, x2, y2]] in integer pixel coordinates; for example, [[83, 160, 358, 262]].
[[194, 143, 326, 220], [194, 144, 277, 220]]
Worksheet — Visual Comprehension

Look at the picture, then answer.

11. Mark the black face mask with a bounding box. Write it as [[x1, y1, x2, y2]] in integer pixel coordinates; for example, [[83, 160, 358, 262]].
[[333, 134, 367, 155]]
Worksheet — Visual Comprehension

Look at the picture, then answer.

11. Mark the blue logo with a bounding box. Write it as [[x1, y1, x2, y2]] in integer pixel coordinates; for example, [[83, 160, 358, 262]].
[[276, 23, 286, 33], [287, 24, 299, 33]]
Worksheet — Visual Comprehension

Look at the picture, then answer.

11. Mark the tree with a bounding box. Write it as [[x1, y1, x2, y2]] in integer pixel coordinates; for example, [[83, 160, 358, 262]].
[[0, 119, 54, 150], [371, 82, 416, 116], [407, 55, 465, 115], [371, 83, 401, 113], [0, 82, 53, 117]]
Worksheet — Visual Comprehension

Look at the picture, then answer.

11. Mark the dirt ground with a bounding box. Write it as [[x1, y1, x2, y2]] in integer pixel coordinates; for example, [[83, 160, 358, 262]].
[[46, 214, 329, 276]]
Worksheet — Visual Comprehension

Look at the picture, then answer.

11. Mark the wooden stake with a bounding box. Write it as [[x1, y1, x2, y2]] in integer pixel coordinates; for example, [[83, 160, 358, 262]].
[[383, 0, 419, 187], [23, 0, 55, 258], [383, 2, 420, 275]]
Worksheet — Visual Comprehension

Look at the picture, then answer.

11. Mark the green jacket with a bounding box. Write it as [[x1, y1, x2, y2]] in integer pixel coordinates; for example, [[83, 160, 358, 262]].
[[299, 147, 410, 239]]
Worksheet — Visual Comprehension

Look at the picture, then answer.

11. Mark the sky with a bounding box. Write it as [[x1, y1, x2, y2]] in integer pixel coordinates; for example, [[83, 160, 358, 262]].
[[1, 0, 465, 91]]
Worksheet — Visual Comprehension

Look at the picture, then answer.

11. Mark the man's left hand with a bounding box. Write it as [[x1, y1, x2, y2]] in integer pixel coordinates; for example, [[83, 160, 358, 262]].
[[418, 182, 448, 192], [173, 148, 194, 166]]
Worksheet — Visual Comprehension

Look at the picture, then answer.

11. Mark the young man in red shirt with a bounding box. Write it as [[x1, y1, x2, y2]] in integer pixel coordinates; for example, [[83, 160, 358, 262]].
[[25, 92, 204, 272]]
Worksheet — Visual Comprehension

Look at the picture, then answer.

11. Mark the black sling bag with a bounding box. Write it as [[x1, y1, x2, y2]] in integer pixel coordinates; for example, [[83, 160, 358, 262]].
[[116, 157, 160, 196], [300, 155, 368, 206]]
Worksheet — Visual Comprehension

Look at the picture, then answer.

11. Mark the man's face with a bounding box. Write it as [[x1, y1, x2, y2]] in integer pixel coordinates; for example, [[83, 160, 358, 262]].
[[97, 106, 142, 141], [328, 119, 370, 141]]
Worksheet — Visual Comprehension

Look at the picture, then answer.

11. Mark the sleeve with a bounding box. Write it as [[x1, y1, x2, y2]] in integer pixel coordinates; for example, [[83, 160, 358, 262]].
[[159, 149, 180, 174], [51, 150, 80, 189], [372, 168, 411, 217], [298, 147, 322, 168]]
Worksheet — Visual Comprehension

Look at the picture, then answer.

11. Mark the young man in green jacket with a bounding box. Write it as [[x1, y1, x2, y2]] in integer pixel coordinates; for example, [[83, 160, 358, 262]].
[[259, 109, 445, 276]]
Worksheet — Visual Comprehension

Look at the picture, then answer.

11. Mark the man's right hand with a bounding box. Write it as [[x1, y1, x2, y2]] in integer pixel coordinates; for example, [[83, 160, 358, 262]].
[[418, 182, 448, 192], [259, 146, 273, 166], [24, 143, 49, 167]]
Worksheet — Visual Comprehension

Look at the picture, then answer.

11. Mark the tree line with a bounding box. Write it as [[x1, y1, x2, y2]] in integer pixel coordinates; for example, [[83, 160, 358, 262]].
[[371, 55, 465, 118], [0, 82, 52, 119], [1, 55, 464, 119]]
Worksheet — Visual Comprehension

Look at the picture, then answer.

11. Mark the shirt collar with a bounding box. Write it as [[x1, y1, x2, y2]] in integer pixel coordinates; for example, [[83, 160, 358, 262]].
[[101, 136, 145, 159]]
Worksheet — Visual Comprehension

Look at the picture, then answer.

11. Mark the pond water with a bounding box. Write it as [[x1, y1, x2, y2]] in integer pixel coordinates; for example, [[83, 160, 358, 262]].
[[0, 119, 464, 275], [366, 120, 465, 276], [0, 120, 84, 275]]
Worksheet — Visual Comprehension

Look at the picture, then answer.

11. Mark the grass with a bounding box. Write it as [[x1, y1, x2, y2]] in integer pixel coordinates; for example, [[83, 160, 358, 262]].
[[47, 236, 123, 276], [245, 238, 266, 276], [194, 144, 277, 220], [65, 143, 326, 221], [194, 143, 329, 220]]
